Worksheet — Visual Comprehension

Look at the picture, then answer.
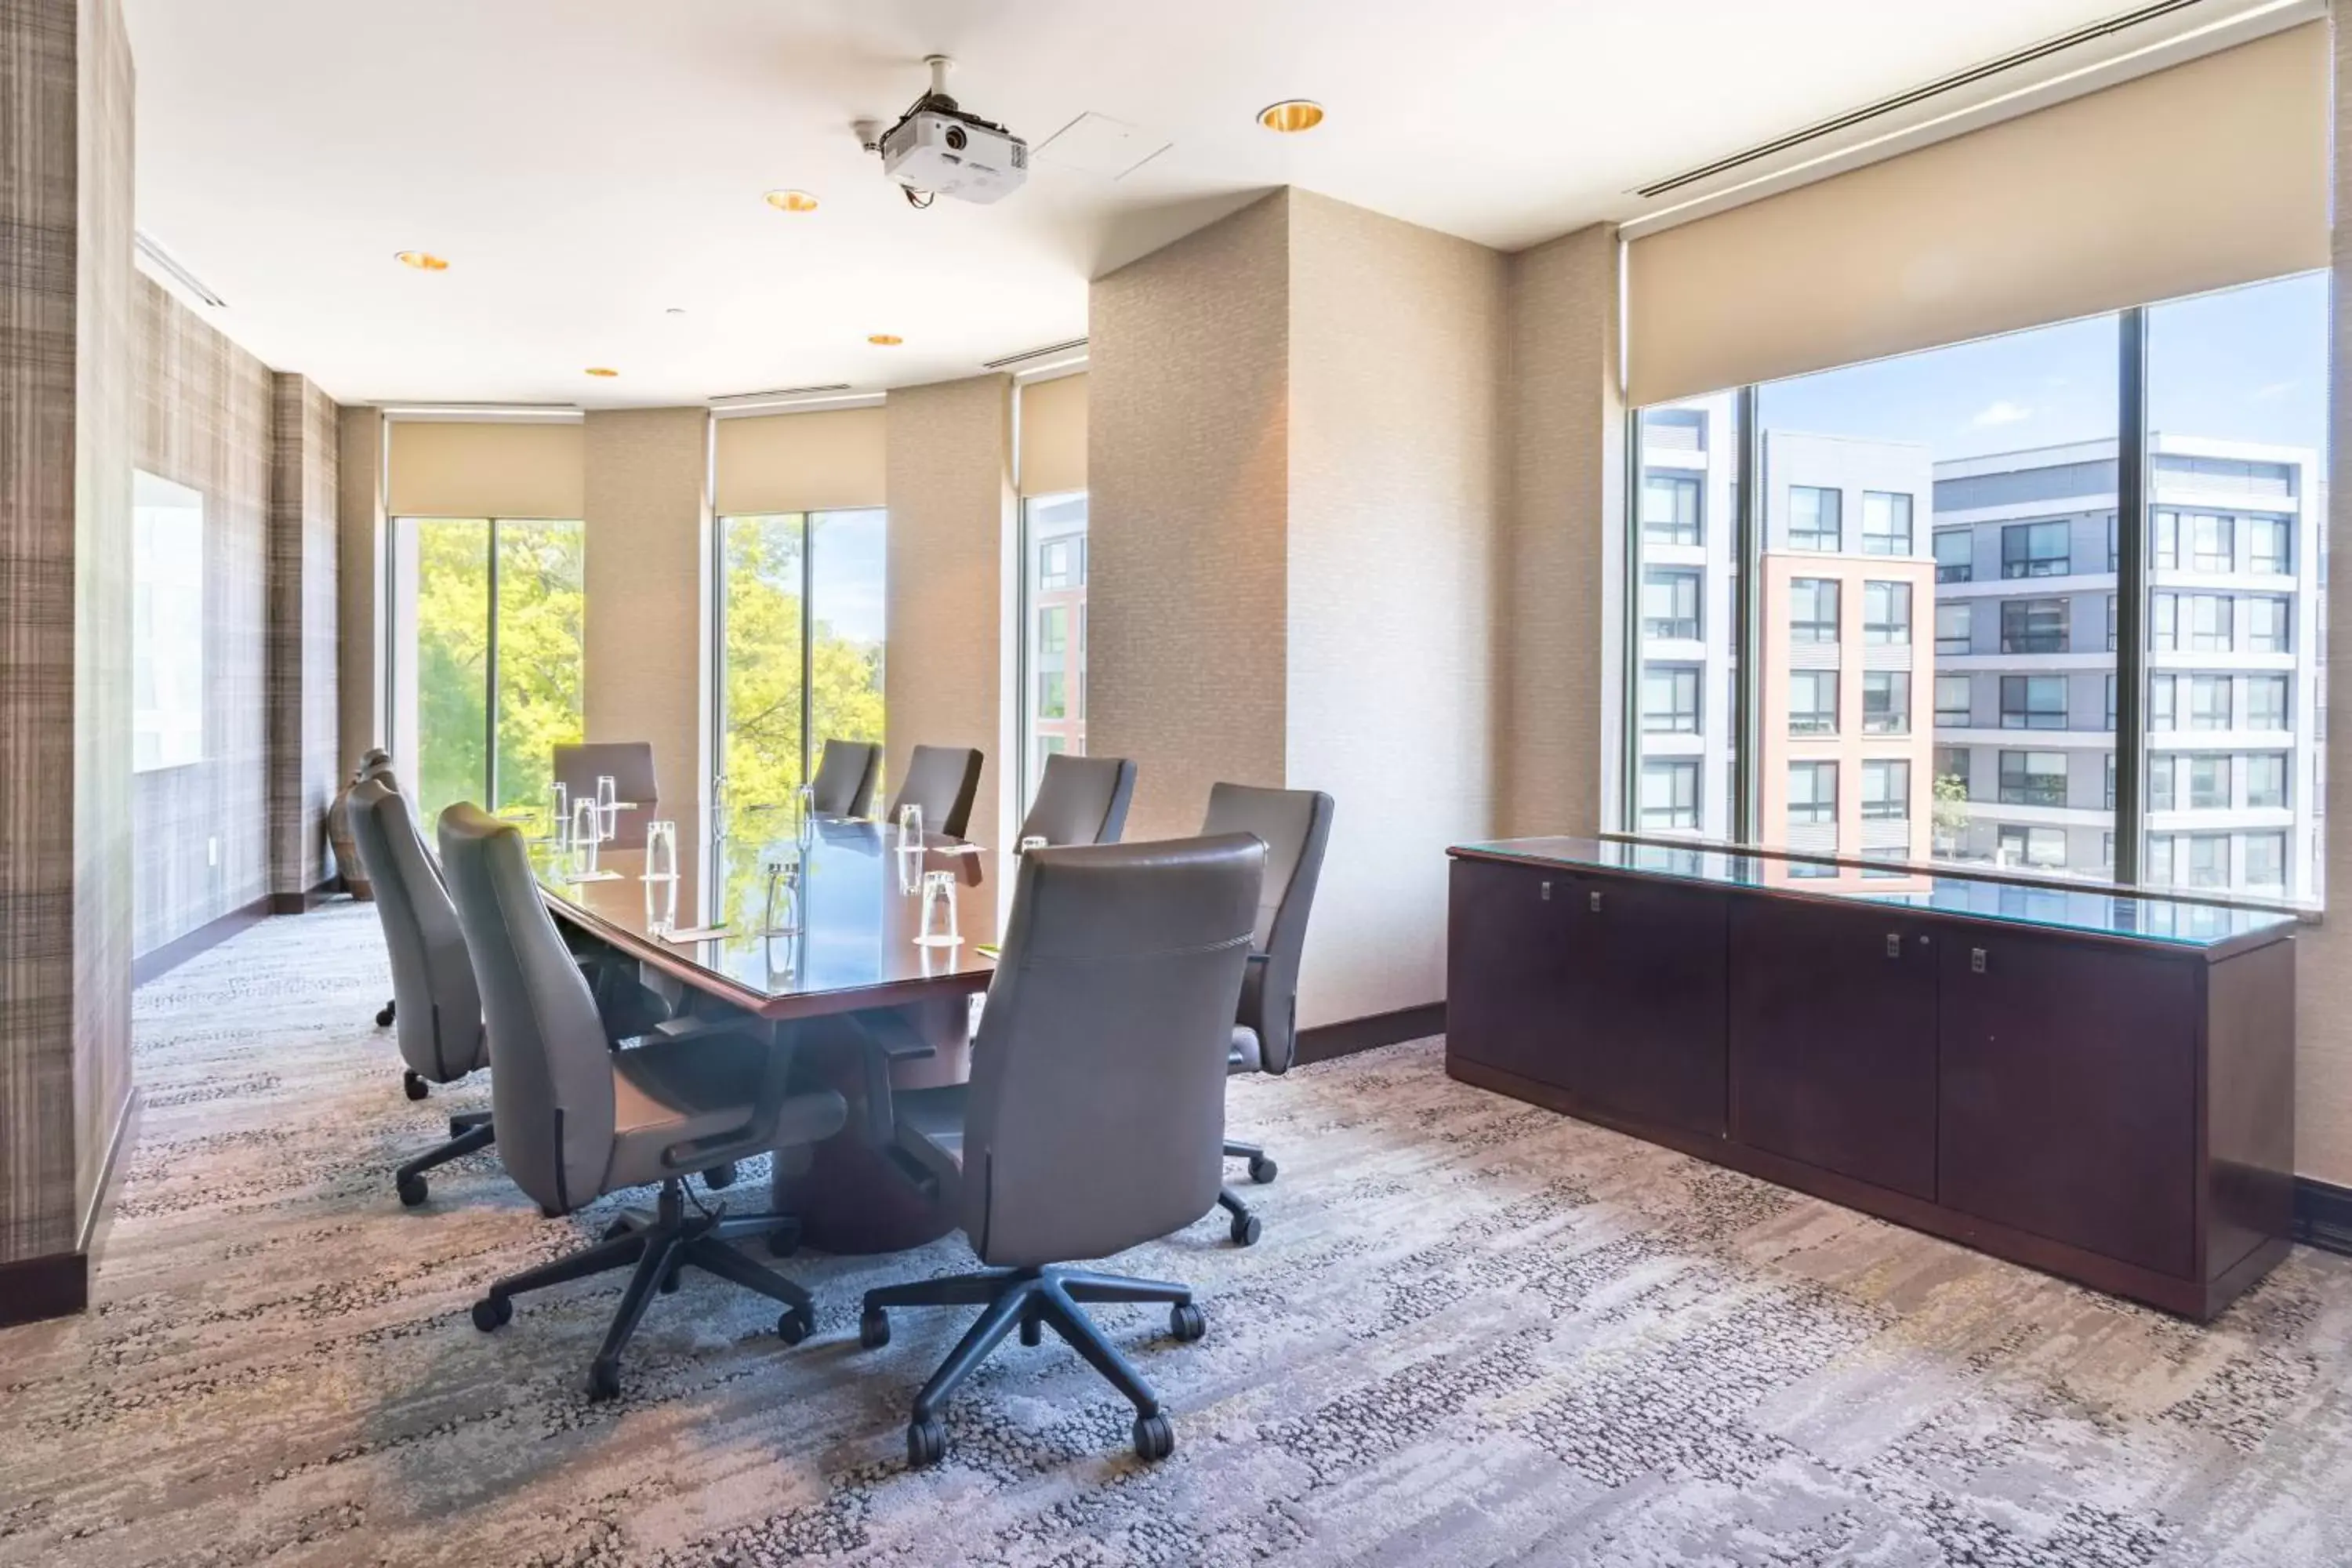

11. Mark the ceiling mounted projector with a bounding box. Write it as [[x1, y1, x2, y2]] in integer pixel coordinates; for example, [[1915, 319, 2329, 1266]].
[[869, 56, 1028, 207]]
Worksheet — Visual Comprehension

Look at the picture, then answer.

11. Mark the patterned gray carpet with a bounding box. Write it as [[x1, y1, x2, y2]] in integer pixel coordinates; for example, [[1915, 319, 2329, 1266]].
[[2, 902, 2350, 1566]]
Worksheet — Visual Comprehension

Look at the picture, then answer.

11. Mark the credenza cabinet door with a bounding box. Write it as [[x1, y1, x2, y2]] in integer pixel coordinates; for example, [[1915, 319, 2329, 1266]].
[[1447, 858, 1575, 1086], [1729, 898, 1938, 1200], [1564, 875, 1730, 1139], [1937, 933, 2198, 1279]]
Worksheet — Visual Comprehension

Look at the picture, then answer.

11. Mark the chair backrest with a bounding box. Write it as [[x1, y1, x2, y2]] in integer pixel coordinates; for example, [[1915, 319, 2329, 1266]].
[[437, 802, 619, 1215], [356, 747, 391, 775], [1017, 753, 1137, 846], [809, 739, 882, 817], [348, 779, 488, 1084], [552, 741, 659, 850], [887, 745, 984, 840], [962, 834, 1265, 1268], [1201, 783, 1334, 1076]]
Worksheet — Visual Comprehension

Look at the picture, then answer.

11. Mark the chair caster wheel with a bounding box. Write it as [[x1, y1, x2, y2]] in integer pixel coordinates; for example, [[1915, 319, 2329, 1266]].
[[376, 1004, 396, 1029], [470, 1294, 511, 1332], [766, 1226, 800, 1258], [600, 1216, 633, 1243], [396, 1172, 428, 1208], [1019, 1313, 1044, 1347], [703, 1161, 736, 1191], [1229, 1212, 1261, 1247], [659, 1264, 681, 1295], [586, 1359, 622, 1402], [1169, 1302, 1206, 1342], [403, 1071, 428, 1102], [1248, 1153, 1278, 1185], [1132, 1411, 1175, 1462], [906, 1416, 946, 1468], [777, 1306, 813, 1345], [859, 1307, 891, 1348]]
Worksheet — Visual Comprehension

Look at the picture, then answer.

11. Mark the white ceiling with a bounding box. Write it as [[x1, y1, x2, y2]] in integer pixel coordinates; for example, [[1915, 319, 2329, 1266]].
[[125, 0, 2144, 408]]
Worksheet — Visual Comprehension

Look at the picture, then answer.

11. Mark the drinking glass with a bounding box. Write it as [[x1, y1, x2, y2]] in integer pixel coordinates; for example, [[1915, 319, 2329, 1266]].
[[644, 820, 678, 883], [1018, 835, 1048, 857], [797, 782, 817, 843], [898, 802, 924, 850], [643, 868, 677, 936], [596, 775, 619, 840], [916, 869, 960, 946], [895, 844, 923, 895], [549, 782, 571, 848], [569, 797, 602, 877], [763, 855, 803, 937]]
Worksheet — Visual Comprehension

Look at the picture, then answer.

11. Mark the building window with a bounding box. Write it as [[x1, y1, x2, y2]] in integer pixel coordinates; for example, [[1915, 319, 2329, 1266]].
[[1788, 578, 1838, 644], [1934, 601, 1971, 656], [1998, 750, 2067, 807], [1019, 492, 1089, 802], [1788, 761, 1837, 825], [2185, 833, 2229, 889], [2151, 591, 2177, 652], [2151, 509, 2180, 569], [2187, 755, 2230, 811], [2187, 593, 2232, 652], [1863, 581, 1911, 644], [2190, 512, 2235, 573], [1934, 528, 1972, 583], [1789, 486, 1842, 551], [2151, 673, 2176, 732], [2147, 833, 2176, 886], [1642, 664, 1700, 733], [2245, 832, 2287, 892], [2245, 597, 2289, 654], [2248, 515, 2291, 575], [2105, 753, 2117, 810], [2148, 753, 2177, 811], [1861, 492, 1913, 554], [2107, 513, 2119, 572], [2248, 673, 2288, 731], [1935, 675, 1971, 727], [1935, 745, 1972, 799], [1642, 568, 1702, 640], [1639, 759, 1700, 830], [2001, 598, 2068, 654], [2188, 675, 2233, 731], [2248, 753, 2288, 810], [1861, 759, 1911, 819], [1998, 674, 2067, 730], [1862, 671, 1909, 735], [1789, 671, 1838, 736], [1998, 824, 2067, 868], [2001, 519, 2070, 579], [1642, 472, 1703, 546], [2105, 673, 2118, 731]]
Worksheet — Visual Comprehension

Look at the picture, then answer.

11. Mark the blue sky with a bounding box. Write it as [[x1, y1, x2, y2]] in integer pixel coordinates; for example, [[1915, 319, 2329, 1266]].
[[1758, 271, 2328, 463]]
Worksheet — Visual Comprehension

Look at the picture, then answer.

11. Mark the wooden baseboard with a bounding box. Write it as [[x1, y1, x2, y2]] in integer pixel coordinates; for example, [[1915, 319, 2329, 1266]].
[[1297, 1002, 1446, 1065], [2294, 1176, 2352, 1256], [77, 1085, 141, 1259], [0, 1088, 140, 1328], [132, 896, 274, 986], [266, 877, 343, 916]]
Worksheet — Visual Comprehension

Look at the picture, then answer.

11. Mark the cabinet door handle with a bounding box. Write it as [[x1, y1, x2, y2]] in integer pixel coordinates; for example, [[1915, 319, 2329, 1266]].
[[1970, 947, 1987, 975], [1589, 890, 1604, 913], [1886, 934, 1901, 959]]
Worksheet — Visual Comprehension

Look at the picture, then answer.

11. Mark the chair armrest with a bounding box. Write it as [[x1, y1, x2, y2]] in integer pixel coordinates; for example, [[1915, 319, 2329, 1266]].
[[844, 1011, 938, 1146]]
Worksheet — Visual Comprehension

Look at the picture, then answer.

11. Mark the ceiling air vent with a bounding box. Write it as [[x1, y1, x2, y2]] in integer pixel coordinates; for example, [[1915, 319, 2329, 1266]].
[[984, 338, 1087, 372], [134, 231, 227, 308], [1635, 0, 2209, 200]]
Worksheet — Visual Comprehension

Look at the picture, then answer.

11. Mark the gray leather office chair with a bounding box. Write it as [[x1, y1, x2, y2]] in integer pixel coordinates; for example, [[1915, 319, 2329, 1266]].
[[1200, 783, 1334, 1245], [553, 741, 659, 851], [354, 754, 403, 1026], [886, 745, 984, 840], [348, 779, 497, 1206], [809, 738, 882, 818], [1016, 753, 1137, 846], [858, 833, 1265, 1466], [438, 804, 846, 1399]]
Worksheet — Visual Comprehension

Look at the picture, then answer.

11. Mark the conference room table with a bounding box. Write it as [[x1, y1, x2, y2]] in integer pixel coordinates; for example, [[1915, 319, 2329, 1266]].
[[530, 813, 1000, 1254]]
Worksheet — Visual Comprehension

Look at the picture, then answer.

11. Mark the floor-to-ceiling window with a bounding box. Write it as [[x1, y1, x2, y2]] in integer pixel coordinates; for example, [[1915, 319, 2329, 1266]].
[[1613, 271, 2328, 906], [712, 508, 887, 822], [1019, 490, 1089, 808], [388, 516, 585, 827]]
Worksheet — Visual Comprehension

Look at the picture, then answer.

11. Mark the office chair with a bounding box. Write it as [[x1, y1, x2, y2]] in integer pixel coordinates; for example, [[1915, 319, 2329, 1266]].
[[552, 741, 660, 851], [858, 833, 1265, 1465], [1200, 783, 1334, 1245], [354, 752, 402, 1025], [886, 745, 984, 840], [809, 739, 883, 817], [348, 779, 497, 1204], [439, 803, 846, 1400], [1016, 753, 1137, 846]]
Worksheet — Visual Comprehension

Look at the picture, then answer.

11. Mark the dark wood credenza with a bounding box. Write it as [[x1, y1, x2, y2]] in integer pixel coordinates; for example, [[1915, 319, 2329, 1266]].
[[1446, 838, 2299, 1320]]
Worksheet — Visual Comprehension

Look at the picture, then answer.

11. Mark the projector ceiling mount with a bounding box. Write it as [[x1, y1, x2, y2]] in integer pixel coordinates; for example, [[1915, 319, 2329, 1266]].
[[859, 55, 1029, 209]]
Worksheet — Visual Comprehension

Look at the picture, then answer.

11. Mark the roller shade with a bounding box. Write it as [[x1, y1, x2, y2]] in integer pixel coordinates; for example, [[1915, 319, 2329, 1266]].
[[1626, 22, 2329, 408], [713, 405, 887, 515], [1018, 371, 1088, 496], [385, 420, 585, 519]]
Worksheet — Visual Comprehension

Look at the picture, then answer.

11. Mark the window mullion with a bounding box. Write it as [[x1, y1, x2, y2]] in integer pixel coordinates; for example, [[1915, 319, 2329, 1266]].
[[2114, 309, 2148, 887], [1732, 384, 1760, 845], [485, 518, 501, 809]]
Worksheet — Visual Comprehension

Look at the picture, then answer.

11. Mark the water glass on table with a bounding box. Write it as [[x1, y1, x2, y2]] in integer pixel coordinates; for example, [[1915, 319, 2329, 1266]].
[[596, 775, 619, 840], [569, 797, 603, 878], [898, 802, 924, 850], [916, 869, 960, 947]]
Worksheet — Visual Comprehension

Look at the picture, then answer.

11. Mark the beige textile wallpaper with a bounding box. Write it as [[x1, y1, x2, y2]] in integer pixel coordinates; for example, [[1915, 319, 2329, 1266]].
[[267, 376, 340, 897]]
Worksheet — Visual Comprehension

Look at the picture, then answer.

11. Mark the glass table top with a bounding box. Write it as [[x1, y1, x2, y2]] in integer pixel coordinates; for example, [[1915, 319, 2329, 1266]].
[[1454, 837, 2302, 951], [532, 816, 999, 1007]]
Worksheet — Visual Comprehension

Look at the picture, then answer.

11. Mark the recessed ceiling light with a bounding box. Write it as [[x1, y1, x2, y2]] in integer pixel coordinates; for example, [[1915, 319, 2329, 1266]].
[[766, 189, 820, 213], [866, 334, 903, 347], [1257, 100, 1324, 133], [394, 250, 449, 270], [584, 367, 620, 378]]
